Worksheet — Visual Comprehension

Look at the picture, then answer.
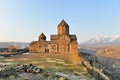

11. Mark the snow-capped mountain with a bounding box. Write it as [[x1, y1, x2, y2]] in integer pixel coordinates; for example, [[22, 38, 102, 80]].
[[82, 35, 120, 44]]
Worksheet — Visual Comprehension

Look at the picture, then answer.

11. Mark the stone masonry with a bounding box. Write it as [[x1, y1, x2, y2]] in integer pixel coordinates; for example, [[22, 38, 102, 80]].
[[29, 20, 78, 54]]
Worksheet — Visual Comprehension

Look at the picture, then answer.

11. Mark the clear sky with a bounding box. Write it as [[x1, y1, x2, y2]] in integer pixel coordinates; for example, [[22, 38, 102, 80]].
[[0, 0, 120, 43]]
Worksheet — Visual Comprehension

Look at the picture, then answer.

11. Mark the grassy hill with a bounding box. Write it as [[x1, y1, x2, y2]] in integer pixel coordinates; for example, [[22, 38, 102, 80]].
[[0, 53, 91, 80]]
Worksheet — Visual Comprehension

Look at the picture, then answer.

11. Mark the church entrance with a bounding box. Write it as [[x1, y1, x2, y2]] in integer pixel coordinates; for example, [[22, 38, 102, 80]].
[[45, 49, 49, 53]]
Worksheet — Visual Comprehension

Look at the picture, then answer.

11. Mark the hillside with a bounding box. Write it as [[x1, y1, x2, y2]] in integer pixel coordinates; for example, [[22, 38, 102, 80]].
[[0, 42, 29, 49], [0, 53, 90, 80], [79, 45, 120, 79], [80, 35, 120, 59], [81, 45, 120, 59], [95, 46, 120, 59]]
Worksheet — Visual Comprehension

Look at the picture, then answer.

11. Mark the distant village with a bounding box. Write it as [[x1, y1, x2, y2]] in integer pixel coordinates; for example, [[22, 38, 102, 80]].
[[0, 45, 29, 52], [0, 45, 29, 57]]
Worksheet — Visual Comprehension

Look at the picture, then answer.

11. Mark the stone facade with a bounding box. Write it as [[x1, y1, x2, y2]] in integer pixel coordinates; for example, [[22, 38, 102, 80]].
[[29, 20, 78, 54]]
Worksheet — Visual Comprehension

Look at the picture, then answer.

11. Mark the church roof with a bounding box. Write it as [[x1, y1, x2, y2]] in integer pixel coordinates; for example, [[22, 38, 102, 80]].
[[38, 32, 46, 41], [51, 35, 59, 40], [69, 35, 77, 41], [39, 32, 46, 39], [58, 19, 69, 27]]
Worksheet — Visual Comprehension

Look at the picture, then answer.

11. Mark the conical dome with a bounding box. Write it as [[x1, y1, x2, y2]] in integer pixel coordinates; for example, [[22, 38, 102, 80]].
[[58, 19, 68, 26], [38, 32, 46, 41], [58, 19, 69, 35]]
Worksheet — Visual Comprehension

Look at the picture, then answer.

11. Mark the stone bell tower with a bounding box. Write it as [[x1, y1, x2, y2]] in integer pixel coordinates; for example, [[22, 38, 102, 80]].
[[38, 32, 46, 41], [58, 20, 69, 35]]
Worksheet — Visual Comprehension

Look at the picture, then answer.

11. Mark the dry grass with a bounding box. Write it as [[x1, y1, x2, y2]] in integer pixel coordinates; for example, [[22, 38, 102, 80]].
[[0, 53, 85, 73]]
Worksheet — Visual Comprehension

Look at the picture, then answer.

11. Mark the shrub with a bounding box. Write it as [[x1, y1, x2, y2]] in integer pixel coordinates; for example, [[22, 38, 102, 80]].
[[0, 67, 17, 78]]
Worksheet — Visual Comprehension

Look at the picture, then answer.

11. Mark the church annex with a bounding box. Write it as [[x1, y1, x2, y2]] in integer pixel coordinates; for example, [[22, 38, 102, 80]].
[[29, 20, 78, 54]]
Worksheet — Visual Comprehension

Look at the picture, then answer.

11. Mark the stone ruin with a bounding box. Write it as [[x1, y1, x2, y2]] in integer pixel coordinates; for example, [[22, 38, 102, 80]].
[[15, 64, 43, 73]]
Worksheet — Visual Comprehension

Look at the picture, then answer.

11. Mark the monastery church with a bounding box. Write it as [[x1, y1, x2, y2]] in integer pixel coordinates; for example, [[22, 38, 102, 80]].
[[29, 20, 78, 54]]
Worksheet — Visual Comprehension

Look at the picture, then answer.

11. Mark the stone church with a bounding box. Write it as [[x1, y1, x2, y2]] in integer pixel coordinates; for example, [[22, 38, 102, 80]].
[[29, 20, 78, 54]]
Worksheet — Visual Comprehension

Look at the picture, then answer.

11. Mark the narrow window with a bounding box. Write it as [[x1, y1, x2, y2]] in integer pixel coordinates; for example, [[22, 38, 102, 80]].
[[45, 49, 49, 53]]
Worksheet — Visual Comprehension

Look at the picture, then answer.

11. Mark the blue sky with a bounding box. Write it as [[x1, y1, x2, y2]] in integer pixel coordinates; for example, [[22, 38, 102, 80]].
[[0, 0, 120, 43]]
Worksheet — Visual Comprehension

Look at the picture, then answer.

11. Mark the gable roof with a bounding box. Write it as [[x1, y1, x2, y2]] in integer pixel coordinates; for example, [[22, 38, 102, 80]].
[[69, 35, 77, 41], [51, 35, 59, 40], [58, 19, 69, 27], [39, 32, 46, 39]]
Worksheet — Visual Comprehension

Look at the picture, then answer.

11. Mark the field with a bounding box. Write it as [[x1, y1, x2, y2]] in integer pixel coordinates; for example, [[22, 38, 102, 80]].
[[0, 53, 91, 80]]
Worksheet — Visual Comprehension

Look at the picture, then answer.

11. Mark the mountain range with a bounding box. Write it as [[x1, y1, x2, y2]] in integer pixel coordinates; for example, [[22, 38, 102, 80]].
[[1, 35, 120, 48], [81, 35, 120, 45], [0, 42, 29, 49]]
